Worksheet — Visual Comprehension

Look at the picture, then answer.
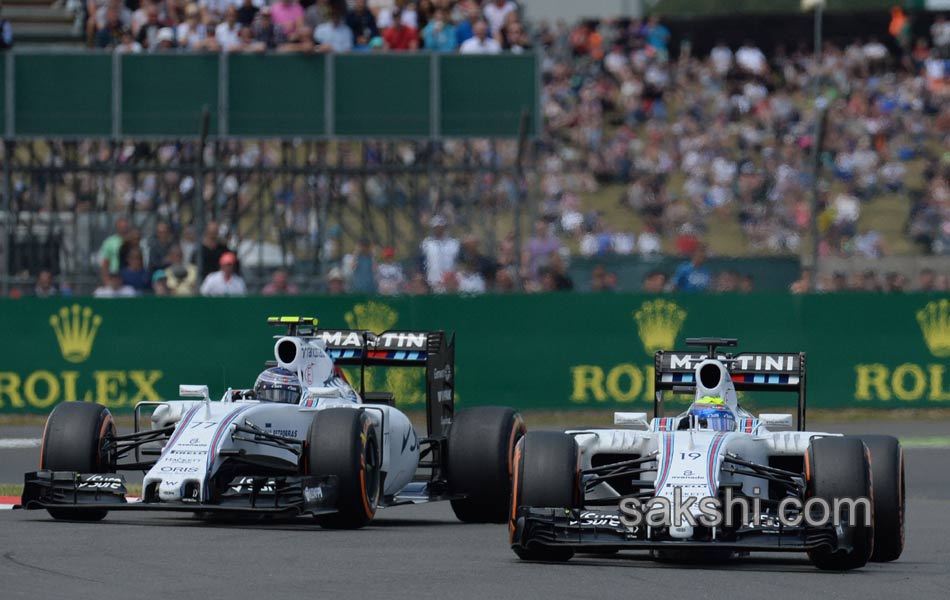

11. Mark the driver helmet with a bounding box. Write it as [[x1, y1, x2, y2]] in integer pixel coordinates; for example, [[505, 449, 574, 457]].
[[687, 396, 736, 432], [253, 367, 302, 404]]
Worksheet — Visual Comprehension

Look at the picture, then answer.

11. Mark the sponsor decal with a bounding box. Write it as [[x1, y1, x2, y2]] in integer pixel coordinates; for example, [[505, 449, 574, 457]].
[[571, 300, 686, 405], [853, 298, 950, 403], [77, 474, 124, 490], [168, 449, 208, 455], [567, 510, 624, 528], [335, 302, 428, 406], [160, 466, 200, 473], [0, 304, 162, 409], [401, 428, 418, 453], [303, 486, 324, 503]]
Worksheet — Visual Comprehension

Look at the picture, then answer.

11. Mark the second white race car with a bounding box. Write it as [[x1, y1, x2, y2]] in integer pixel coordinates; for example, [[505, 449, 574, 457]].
[[24, 316, 525, 528]]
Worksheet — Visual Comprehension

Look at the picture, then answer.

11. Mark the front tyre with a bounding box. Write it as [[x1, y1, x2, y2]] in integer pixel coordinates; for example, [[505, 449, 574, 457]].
[[308, 408, 380, 530], [510, 431, 580, 562], [447, 406, 526, 523], [39, 401, 116, 521], [806, 436, 874, 571]]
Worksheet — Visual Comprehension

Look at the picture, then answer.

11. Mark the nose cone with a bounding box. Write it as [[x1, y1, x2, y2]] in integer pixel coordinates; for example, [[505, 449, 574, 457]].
[[158, 479, 183, 502]]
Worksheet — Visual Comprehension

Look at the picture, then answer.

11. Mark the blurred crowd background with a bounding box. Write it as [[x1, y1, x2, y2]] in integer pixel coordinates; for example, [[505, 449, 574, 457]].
[[3, 1, 950, 296]]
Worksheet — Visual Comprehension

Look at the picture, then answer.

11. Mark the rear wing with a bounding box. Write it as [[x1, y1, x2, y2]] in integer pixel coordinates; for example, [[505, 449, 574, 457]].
[[654, 337, 807, 431], [266, 317, 454, 438]]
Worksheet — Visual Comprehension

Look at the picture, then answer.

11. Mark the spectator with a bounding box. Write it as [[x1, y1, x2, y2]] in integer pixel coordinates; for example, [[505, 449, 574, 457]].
[[346, 0, 379, 48], [116, 28, 143, 53], [121, 247, 152, 292], [254, 6, 285, 49], [95, 7, 126, 48], [790, 267, 812, 294], [175, 3, 207, 50], [420, 215, 459, 292], [155, 26, 176, 50], [152, 270, 171, 296], [304, 0, 329, 28], [500, 17, 530, 53], [216, 6, 243, 51], [422, 8, 455, 52], [135, 4, 164, 50], [34, 270, 59, 297], [0, 5, 13, 50], [262, 268, 300, 295], [237, 0, 260, 27], [383, 7, 418, 51], [314, 5, 353, 52], [346, 238, 377, 294], [457, 259, 486, 294], [483, 0, 516, 37], [540, 253, 573, 291], [200, 252, 247, 296], [377, 0, 417, 30], [522, 219, 562, 284], [326, 266, 346, 295], [644, 16, 670, 57], [94, 271, 137, 298], [671, 246, 711, 292], [98, 217, 130, 283], [376, 247, 405, 295], [146, 221, 176, 271], [198, 221, 234, 279], [280, 22, 315, 51], [459, 19, 499, 54], [455, 4, 478, 46], [271, 0, 305, 36], [642, 270, 667, 294], [164, 246, 199, 296]]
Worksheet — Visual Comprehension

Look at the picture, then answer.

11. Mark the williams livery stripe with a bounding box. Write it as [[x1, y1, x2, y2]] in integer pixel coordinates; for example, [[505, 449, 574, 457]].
[[706, 433, 728, 497], [327, 349, 427, 361], [162, 405, 203, 454], [659, 373, 799, 386], [652, 435, 675, 496], [207, 405, 257, 473]]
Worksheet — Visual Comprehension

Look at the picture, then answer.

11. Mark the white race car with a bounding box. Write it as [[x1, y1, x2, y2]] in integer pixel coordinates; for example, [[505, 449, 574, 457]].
[[510, 338, 904, 570], [23, 317, 525, 528]]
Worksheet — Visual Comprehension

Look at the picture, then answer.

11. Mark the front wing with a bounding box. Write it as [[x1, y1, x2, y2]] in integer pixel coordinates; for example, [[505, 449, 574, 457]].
[[511, 507, 840, 554], [21, 471, 338, 517]]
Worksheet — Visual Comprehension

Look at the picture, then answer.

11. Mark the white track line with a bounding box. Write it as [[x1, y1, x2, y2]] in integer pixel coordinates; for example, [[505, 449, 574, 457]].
[[0, 438, 41, 449]]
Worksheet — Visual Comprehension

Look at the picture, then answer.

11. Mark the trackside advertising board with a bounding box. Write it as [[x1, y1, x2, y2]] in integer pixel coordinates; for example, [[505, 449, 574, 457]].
[[0, 294, 948, 414]]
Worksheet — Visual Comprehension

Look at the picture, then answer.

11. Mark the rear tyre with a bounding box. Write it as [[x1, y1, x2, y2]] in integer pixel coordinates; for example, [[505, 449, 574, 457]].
[[447, 406, 526, 523], [806, 436, 874, 571], [309, 408, 380, 530], [39, 401, 116, 521], [510, 431, 579, 562], [861, 435, 904, 562]]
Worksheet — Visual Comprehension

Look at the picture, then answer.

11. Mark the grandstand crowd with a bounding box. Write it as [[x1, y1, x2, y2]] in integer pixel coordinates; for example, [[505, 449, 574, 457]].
[[5, 2, 950, 296]]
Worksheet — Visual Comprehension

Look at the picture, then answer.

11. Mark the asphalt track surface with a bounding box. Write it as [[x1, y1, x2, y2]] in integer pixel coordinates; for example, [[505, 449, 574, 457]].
[[1, 420, 948, 600]]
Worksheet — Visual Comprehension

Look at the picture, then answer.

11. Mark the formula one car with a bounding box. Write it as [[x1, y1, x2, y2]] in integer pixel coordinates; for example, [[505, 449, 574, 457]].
[[510, 338, 904, 570], [22, 317, 525, 528]]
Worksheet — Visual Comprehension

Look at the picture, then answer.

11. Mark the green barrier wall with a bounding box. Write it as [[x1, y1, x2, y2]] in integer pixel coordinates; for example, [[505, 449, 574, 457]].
[[1, 53, 538, 138], [1, 294, 948, 414]]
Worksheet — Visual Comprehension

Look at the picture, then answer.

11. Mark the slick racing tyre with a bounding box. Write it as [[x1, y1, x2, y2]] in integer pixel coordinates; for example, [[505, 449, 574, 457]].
[[40, 401, 117, 521], [309, 408, 381, 529], [447, 406, 526, 523], [510, 431, 580, 562], [861, 435, 904, 562], [806, 436, 874, 571]]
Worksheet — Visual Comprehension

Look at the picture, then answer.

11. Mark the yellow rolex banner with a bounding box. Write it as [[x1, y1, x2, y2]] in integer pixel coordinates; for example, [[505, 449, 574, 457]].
[[0, 293, 948, 413]]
